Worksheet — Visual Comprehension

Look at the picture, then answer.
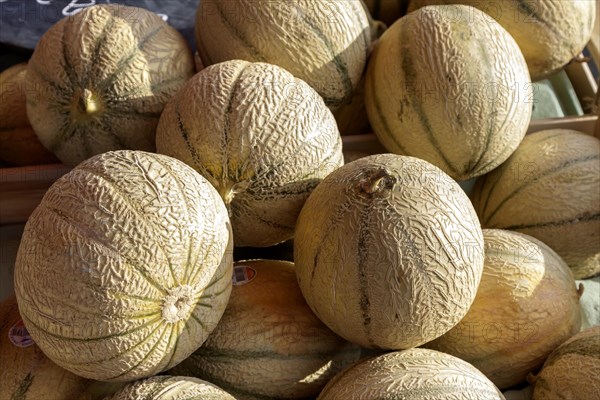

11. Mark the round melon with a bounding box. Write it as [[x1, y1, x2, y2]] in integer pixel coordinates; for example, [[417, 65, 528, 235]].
[[170, 260, 361, 399], [0, 63, 58, 166], [408, 0, 596, 81], [294, 153, 484, 349], [13, 150, 233, 382], [194, 0, 372, 109], [365, 5, 532, 181], [424, 229, 582, 390], [0, 295, 89, 399], [26, 4, 194, 166], [318, 348, 505, 399], [156, 60, 343, 248], [106, 376, 235, 400], [471, 129, 600, 279], [531, 326, 600, 399]]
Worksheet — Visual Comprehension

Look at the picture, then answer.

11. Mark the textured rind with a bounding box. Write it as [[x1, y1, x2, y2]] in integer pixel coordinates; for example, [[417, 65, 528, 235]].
[[0, 63, 57, 166], [365, 5, 531, 181], [0, 295, 90, 400], [106, 376, 235, 400], [294, 153, 484, 349], [425, 229, 582, 389], [408, 0, 597, 81], [156, 60, 344, 247], [26, 4, 194, 166], [317, 348, 505, 399], [532, 326, 600, 400], [13, 150, 233, 382], [471, 129, 600, 279], [194, 0, 371, 109], [171, 260, 361, 399]]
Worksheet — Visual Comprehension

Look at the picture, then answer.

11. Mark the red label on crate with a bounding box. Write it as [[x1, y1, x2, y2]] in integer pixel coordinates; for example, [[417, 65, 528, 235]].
[[232, 265, 256, 286]]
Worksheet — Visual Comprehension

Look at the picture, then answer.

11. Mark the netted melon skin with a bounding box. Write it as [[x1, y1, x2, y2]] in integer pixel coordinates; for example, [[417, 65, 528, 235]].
[[14, 150, 233, 382]]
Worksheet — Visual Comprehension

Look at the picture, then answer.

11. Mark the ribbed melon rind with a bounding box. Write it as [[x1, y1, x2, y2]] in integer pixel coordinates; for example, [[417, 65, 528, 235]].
[[294, 153, 484, 349], [471, 129, 600, 279], [106, 375, 235, 400], [14, 150, 233, 382], [156, 60, 344, 247], [194, 0, 371, 109], [531, 326, 600, 399], [171, 260, 361, 399], [26, 4, 194, 166], [408, 0, 597, 81], [425, 229, 582, 389], [365, 4, 532, 181], [317, 348, 505, 399]]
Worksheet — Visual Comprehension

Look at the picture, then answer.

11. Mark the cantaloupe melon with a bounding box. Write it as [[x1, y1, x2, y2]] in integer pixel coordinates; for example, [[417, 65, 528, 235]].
[[0, 63, 58, 166], [106, 376, 235, 400], [194, 0, 372, 109], [0, 295, 89, 399], [26, 4, 194, 166], [294, 153, 484, 350], [531, 326, 600, 399], [424, 229, 582, 390], [471, 129, 600, 279], [365, 5, 532, 181], [156, 60, 343, 248], [14, 150, 233, 382], [408, 0, 597, 81], [318, 348, 505, 399], [171, 260, 361, 399]]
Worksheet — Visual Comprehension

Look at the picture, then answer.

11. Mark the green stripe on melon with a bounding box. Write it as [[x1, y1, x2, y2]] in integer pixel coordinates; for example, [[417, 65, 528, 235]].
[[170, 260, 361, 399], [194, 0, 372, 109], [364, 4, 531, 181], [156, 60, 343, 247], [26, 4, 194, 166], [408, 0, 597, 80], [14, 151, 233, 382]]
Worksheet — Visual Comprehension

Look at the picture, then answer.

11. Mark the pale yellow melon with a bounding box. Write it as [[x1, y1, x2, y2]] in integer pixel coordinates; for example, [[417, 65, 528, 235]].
[[171, 260, 361, 399], [294, 153, 484, 349], [14, 150, 233, 382], [318, 348, 505, 399], [106, 376, 235, 400], [408, 0, 597, 80], [425, 229, 582, 389], [0, 295, 89, 399], [156, 60, 343, 247], [365, 5, 532, 181], [0, 63, 58, 166], [471, 129, 600, 279], [531, 326, 600, 400], [26, 4, 194, 166], [194, 0, 372, 109]]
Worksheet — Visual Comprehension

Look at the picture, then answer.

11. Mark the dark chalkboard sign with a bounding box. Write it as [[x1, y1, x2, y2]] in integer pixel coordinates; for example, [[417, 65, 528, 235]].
[[0, 0, 200, 51]]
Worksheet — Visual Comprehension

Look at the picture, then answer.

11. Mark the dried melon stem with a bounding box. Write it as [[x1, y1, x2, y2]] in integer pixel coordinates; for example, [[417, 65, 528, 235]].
[[72, 88, 103, 120], [162, 285, 196, 323], [358, 168, 395, 194], [219, 181, 250, 205]]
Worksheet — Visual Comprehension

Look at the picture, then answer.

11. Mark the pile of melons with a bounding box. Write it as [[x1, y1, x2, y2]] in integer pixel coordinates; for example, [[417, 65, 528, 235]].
[[1, 1, 598, 399]]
